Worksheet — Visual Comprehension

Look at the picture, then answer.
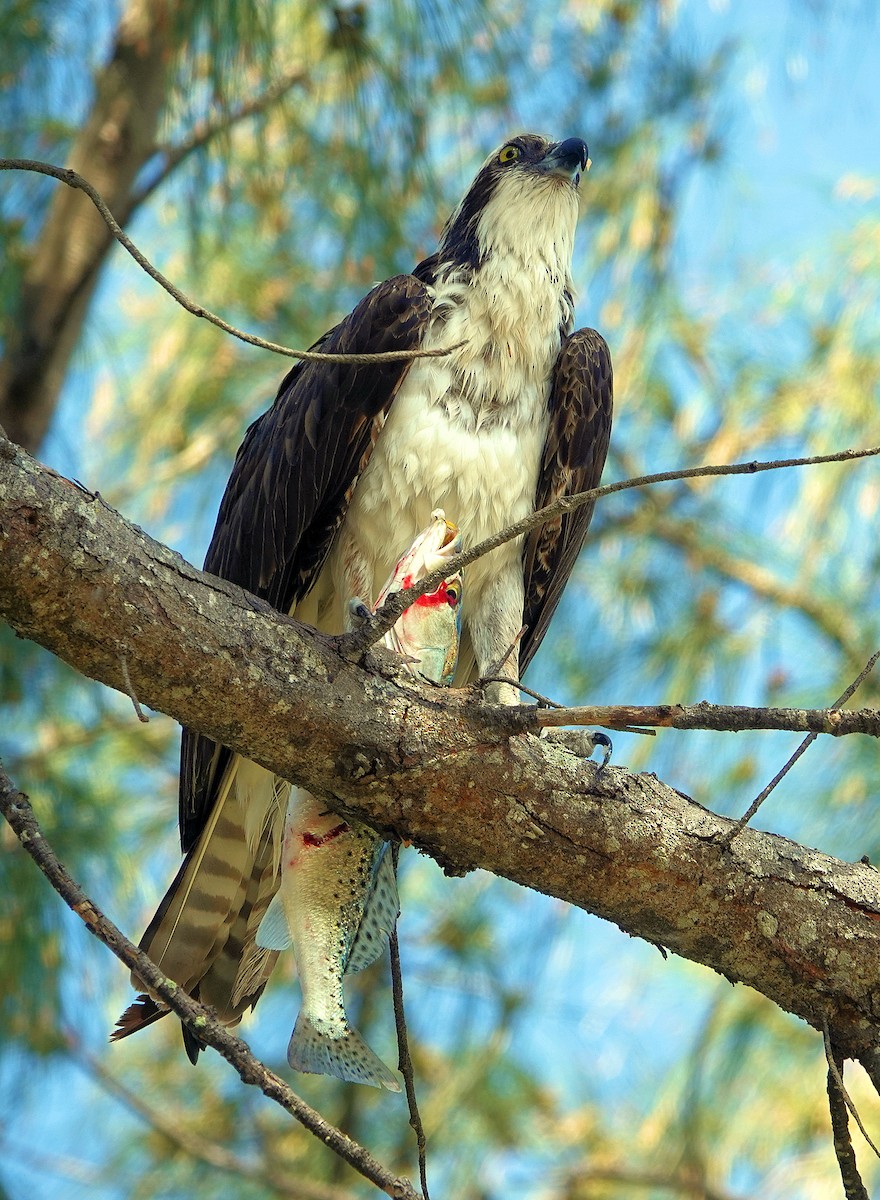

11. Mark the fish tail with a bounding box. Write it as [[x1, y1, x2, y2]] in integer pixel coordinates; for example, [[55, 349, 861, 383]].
[[287, 1013, 400, 1092]]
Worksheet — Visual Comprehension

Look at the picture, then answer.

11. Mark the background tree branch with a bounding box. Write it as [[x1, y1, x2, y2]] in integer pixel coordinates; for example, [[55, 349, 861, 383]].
[[0, 763, 419, 1200], [3, 434, 880, 1068], [0, 159, 463, 368], [0, 0, 175, 452], [121, 66, 312, 223]]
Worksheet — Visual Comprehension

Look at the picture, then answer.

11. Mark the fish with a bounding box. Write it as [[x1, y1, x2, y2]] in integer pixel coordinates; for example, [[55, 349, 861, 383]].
[[256, 511, 462, 1089]]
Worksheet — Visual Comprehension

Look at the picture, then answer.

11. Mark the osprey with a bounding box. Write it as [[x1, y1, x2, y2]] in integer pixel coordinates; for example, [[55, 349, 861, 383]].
[[114, 133, 613, 1060]]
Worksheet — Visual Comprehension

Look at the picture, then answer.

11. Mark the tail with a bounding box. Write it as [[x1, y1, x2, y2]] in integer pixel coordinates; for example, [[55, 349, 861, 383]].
[[287, 1012, 400, 1091], [112, 757, 284, 1059]]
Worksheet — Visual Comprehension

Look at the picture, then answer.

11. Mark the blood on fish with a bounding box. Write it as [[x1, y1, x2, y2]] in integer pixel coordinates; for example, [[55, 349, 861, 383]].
[[413, 580, 460, 609], [303, 822, 350, 848]]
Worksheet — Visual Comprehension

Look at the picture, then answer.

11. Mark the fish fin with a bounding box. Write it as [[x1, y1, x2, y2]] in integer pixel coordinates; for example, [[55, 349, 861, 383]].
[[287, 1013, 400, 1092], [255, 890, 293, 950], [346, 844, 399, 974]]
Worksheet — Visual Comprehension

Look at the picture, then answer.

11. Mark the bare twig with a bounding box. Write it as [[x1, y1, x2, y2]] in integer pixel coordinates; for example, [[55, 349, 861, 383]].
[[119, 647, 149, 723], [389, 846, 429, 1200], [481, 625, 527, 683], [721, 651, 880, 846], [822, 1019, 880, 1159], [824, 1023, 873, 1200], [343, 444, 880, 655], [0, 159, 461, 367], [0, 761, 419, 1200], [534, 699, 880, 739], [479, 677, 564, 708]]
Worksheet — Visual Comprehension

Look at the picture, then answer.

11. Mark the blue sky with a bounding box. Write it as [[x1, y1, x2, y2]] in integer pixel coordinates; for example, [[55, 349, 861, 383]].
[[4, 2, 880, 1198]]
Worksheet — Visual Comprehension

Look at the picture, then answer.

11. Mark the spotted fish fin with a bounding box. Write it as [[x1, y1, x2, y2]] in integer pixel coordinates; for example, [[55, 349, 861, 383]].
[[255, 891, 292, 950], [287, 1013, 400, 1091], [346, 844, 399, 974]]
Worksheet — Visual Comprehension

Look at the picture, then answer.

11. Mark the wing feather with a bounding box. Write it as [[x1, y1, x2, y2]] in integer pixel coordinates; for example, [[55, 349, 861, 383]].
[[180, 275, 432, 851], [520, 328, 613, 673]]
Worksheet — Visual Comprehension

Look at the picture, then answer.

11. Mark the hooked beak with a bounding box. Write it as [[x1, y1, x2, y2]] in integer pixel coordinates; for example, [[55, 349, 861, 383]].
[[537, 137, 591, 185]]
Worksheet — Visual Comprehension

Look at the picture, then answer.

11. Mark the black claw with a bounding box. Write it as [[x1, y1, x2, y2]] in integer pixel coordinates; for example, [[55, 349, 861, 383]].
[[347, 597, 373, 627], [593, 732, 613, 774]]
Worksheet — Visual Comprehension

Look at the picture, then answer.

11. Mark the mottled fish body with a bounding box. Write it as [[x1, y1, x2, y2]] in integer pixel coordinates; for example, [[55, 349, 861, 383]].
[[257, 512, 462, 1089]]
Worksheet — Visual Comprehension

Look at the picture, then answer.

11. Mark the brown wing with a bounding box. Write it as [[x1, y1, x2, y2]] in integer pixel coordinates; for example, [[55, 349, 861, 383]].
[[520, 328, 613, 673], [180, 274, 432, 851]]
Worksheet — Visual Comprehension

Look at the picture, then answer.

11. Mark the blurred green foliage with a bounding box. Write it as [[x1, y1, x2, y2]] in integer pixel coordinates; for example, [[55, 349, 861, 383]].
[[1, 1, 879, 1197]]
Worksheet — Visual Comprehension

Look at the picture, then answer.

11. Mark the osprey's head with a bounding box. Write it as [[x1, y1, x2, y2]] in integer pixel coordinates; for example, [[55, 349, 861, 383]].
[[438, 134, 590, 269]]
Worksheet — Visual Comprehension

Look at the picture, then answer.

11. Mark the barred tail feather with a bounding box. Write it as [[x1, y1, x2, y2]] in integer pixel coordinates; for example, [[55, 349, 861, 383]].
[[113, 757, 284, 1050], [111, 993, 167, 1041], [287, 1013, 400, 1092]]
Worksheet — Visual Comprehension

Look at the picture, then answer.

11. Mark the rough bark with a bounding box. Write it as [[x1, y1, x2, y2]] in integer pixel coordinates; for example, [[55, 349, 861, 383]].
[[2, 435, 880, 1062], [0, 0, 174, 451]]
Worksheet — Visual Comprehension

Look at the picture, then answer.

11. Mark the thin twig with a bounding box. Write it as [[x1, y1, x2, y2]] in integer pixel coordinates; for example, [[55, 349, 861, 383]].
[[0, 159, 462, 367], [0, 761, 419, 1200], [821, 1018, 880, 1159], [119, 648, 149, 723], [389, 850, 430, 1200], [482, 626, 527, 682], [342, 444, 880, 656], [823, 1021, 874, 1200], [721, 651, 880, 846], [478, 677, 564, 708]]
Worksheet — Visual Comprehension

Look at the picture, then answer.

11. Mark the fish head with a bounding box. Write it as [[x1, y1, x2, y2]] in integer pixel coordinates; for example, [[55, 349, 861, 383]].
[[395, 569, 463, 685], [375, 510, 463, 685]]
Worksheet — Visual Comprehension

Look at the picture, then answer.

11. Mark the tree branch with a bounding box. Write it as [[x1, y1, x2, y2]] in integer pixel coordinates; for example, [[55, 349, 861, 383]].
[[0, 765, 418, 1200], [345, 443, 880, 652], [0, 160, 461, 366], [534, 700, 880, 738], [825, 1031, 872, 1200], [720, 650, 880, 846], [3, 436, 880, 1062]]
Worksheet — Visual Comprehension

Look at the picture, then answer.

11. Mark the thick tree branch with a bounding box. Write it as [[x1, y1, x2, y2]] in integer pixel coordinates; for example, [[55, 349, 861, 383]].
[[3, 437, 880, 1063], [0, 765, 418, 1200], [825, 1033, 872, 1200]]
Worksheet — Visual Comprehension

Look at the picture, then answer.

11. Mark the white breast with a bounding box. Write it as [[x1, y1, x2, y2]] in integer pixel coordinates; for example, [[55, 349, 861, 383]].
[[333, 258, 564, 621], [302, 191, 577, 636]]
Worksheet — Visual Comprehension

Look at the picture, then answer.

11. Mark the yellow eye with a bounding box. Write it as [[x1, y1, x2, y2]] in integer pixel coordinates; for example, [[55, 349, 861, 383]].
[[444, 581, 461, 607], [498, 144, 520, 164]]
